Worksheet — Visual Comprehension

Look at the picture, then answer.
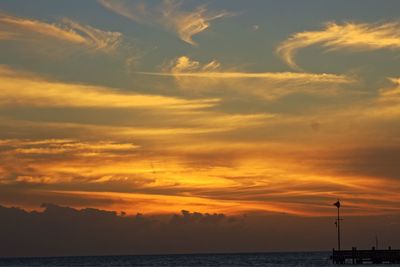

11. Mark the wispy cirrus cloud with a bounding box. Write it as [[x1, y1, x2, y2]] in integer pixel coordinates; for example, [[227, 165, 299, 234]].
[[160, 56, 354, 82], [367, 77, 400, 118], [0, 13, 122, 52], [277, 21, 400, 70], [98, 0, 230, 45], [139, 56, 356, 100], [0, 139, 139, 157], [379, 77, 400, 101]]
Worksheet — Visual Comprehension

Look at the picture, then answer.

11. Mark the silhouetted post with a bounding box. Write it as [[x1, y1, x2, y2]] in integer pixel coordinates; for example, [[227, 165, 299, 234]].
[[333, 200, 341, 251]]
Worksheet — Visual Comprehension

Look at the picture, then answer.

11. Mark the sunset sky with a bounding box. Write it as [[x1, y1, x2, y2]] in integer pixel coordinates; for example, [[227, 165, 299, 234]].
[[1, 0, 400, 219]]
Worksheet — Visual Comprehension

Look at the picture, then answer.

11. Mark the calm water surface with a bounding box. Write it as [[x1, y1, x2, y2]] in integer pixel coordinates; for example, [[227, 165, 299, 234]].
[[0, 252, 393, 267]]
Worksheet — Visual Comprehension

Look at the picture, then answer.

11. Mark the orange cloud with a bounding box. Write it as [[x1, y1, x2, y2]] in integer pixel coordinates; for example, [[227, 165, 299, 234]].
[[2, 135, 400, 217]]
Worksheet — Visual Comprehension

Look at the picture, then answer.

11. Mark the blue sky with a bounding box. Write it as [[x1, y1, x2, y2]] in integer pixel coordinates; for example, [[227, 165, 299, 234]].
[[1, 0, 400, 86]]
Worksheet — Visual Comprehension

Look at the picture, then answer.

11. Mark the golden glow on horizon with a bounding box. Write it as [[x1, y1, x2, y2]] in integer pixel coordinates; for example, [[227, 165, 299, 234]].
[[1, 136, 400, 217]]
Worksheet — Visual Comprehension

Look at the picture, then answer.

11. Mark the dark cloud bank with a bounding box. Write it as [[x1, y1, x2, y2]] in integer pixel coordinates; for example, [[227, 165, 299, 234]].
[[1, 204, 400, 257]]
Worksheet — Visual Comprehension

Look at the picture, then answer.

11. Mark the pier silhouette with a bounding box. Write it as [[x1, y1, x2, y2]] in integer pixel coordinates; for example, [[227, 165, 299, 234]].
[[331, 200, 400, 264]]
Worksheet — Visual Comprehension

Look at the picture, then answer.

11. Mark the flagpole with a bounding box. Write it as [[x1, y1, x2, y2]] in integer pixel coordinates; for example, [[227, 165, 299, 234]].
[[337, 203, 341, 251], [333, 200, 341, 251]]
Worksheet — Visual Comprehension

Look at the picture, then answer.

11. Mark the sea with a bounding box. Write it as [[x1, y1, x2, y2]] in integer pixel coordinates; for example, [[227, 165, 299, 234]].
[[0, 252, 395, 267]]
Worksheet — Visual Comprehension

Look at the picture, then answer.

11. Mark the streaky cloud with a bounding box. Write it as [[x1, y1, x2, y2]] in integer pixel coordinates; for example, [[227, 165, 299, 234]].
[[138, 56, 356, 100], [0, 65, 218, 109], [139, 69, 354, 82], [0, 13, 122, 52], [0, 30, 19, 40], [157, 56, 354, 82], [277, 21, 400, 70], [98, 0, 230, 45]]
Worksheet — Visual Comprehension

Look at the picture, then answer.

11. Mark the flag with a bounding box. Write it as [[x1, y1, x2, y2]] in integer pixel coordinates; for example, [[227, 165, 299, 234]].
[[333, 200, 341, 208]]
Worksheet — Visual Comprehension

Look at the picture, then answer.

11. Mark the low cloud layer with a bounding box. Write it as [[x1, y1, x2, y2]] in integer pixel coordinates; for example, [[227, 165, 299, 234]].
[[1, 204, 400, 257]]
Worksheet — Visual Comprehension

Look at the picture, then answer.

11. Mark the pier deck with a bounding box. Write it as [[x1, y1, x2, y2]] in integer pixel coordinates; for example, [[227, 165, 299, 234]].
[[332, 248, 400, 264]]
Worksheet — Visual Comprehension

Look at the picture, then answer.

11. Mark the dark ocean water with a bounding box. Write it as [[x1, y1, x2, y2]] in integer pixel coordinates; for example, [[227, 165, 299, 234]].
[[0, 252, 393, 267]]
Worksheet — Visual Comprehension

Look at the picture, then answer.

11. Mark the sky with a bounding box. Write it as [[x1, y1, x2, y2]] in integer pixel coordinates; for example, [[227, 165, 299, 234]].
[[0, 0, 400, 255]]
